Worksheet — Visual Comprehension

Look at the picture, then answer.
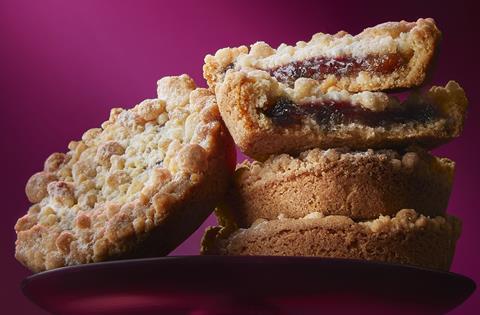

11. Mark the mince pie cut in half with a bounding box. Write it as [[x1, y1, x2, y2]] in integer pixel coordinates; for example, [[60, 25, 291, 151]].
[[215, 72, 467, 159], [204, 18, 441, 93]]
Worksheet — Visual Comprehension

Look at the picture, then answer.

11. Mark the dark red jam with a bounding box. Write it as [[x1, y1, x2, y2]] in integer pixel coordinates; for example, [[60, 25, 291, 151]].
[[268, 53, 406, 86], [264, 98, 437, 128]]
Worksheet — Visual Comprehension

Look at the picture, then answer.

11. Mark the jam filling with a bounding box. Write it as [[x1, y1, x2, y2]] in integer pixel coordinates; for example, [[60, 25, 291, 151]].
[[264, 98, 438, 128], [268, 53, 407, 86]]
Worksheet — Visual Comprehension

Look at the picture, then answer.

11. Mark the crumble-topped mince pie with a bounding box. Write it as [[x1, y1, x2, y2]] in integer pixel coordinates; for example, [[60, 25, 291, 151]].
[[204, 19, 440, 93], [15, 75, 235, 272], [226, 147, 455, 226], [215, 72, 467, 159], [202, 209, 461, 271]]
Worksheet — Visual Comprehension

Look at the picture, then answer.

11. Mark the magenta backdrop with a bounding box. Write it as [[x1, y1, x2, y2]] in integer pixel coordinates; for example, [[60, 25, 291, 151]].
[[1, 0, 478, 314]]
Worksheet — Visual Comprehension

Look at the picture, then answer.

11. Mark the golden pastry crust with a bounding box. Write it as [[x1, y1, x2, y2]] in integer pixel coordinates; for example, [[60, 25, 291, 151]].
[[216, 75, 467, 160], [204, 18, 441, 92], [15, 75, 235, 272], [201, 209, 461, 271], [226, 148, 454, 226]]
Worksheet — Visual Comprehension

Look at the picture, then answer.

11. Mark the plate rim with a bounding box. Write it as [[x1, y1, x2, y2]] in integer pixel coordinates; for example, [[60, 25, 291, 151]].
[[22, 255, 477, 288]]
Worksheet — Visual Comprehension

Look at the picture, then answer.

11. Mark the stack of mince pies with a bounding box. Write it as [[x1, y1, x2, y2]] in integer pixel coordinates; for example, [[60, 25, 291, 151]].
[[15, 18, 468, 273], [201, 18, 468, 271]]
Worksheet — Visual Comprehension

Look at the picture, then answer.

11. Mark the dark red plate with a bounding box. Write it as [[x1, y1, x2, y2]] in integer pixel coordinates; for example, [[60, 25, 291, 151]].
[[22, 256, 475, 315]]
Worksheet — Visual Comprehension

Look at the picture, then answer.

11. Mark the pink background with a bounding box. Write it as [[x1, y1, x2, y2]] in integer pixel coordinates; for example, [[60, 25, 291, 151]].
[[1, 0, 478, 313]]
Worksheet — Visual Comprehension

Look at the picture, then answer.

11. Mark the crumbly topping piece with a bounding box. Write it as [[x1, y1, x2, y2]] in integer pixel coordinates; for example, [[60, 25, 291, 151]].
[[247, 72, 399, 112], [15, 74, 226, 272]]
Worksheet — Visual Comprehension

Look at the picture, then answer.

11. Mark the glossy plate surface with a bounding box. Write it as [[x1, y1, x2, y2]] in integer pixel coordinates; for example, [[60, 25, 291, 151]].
[[22, 256, 475, 315]]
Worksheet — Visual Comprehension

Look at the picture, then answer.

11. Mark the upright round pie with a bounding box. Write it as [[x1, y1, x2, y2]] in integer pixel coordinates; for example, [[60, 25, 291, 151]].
[[15, 75, 235, 272]]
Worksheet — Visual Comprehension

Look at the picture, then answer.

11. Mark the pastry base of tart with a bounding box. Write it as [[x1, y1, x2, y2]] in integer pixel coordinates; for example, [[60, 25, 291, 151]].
[[202, 209, 461, 271]]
